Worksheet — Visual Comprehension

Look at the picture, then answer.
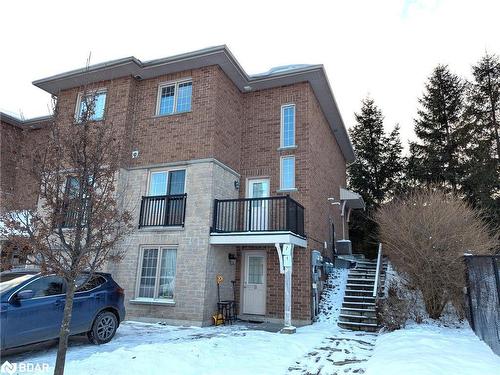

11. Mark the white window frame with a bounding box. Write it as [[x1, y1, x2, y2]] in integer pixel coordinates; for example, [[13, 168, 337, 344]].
[[134, 246, 177, 302], [74, 89, 107, 122], [147, 168, 187, 196], [280, 104, 296, 148], [280, 155, 296, 190], [155, 79, 193, 116]]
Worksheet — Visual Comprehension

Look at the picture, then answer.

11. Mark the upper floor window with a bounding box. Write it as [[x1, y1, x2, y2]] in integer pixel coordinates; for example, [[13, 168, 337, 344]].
[[280, 156, 295, 190], [156, 80, 192, 116], [149, 169, 186, 196], [76, 91, 107, 122], [281, 104, 296, 148]]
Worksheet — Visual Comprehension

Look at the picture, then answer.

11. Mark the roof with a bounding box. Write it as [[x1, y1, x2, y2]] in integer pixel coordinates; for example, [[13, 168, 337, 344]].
[[33, 45, 355, 162], [0, 112, 52, 129], [340, 188, 365, 210]]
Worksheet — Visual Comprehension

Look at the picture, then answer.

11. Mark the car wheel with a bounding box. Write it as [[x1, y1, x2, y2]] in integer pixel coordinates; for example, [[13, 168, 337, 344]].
[[87, 311, 118, 345]]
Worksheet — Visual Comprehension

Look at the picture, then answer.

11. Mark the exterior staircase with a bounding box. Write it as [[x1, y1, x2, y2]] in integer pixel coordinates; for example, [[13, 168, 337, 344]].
[[338, 255, 387, 332]]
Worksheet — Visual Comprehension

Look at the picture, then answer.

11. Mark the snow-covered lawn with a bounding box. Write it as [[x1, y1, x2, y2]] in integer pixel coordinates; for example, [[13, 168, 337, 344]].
[[367, 322, 500, 375], [3, 268, 499, 374]]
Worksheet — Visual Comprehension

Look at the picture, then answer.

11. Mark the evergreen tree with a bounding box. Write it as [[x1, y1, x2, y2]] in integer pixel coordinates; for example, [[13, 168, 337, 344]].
[[384, 124, 406, 197], [347, 98, 406, 256], [462, 53, 500, 225], [409, 65, 465, 191]]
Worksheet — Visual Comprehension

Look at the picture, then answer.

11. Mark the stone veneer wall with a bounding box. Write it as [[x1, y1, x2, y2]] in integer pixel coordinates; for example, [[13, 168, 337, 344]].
[[108, 159, 238, 326]]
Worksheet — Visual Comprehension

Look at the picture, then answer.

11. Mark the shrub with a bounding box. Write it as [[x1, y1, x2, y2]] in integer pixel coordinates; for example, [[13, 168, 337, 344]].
[[375, 189, 498, 319], [378, 281, 409, 331]]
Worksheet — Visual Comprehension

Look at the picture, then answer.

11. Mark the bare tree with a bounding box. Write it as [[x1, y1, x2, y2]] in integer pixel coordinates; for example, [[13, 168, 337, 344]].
[[375, 189, 498, 319], [1, 87, 132, 374]]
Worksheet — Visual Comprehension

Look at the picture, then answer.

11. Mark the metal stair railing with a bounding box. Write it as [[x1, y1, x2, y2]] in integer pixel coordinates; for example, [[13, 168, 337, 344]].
[[372, 243, 383, 301]]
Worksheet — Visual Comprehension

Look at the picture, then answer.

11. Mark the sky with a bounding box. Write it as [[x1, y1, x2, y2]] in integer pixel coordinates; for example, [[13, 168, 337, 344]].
[[1, 0, 499, 147]]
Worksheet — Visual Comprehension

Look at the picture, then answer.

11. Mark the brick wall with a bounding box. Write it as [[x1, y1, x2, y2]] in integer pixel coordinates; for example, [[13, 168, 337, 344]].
[[306, 85, 347, 258], [0, 120, 50, 213], [6, 62, 348, 325]]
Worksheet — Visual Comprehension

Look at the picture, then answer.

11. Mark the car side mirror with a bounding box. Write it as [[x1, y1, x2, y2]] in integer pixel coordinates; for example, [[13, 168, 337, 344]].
[[16, 290, 35, 300]]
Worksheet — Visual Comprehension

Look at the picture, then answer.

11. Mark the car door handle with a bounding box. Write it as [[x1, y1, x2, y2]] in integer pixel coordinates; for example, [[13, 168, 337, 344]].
[[54, 299, 65, 307]]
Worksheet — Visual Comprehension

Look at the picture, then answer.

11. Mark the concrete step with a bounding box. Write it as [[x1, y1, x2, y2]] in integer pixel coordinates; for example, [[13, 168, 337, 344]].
[[347, 277, 378, 284], [342, 302, 376, 310], [340, 308, 377, 317], [345, 289, 375, 297], [338, 321, 379, 332], [339, 314, 378, 325], [343, 295, 376, 303], [346, 283, 376, 290], [350, 269, 376, 273], [348, 275, 385, 280]]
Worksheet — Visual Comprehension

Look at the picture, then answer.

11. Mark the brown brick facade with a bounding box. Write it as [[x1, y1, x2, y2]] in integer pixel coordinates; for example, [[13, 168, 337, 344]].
[[4, 52, 349, 325], [0, 119, 50, 213]]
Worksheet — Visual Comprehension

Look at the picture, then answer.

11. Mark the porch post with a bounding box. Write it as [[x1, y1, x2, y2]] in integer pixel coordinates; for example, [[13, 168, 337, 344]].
[[281, 243, 296, 334]]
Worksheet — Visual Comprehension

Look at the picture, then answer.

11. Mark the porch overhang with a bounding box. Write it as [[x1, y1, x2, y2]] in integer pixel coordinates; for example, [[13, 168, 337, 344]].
[[210, 231, 307, 248], [340, 188, 365, 210]]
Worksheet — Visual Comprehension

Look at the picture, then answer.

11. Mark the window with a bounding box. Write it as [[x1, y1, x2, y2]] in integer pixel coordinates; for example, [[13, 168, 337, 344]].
[[62, 176, 80, 228], [149, 170, 186, 196], [19, 276, 66, 298], [76, 274, 107, 292], [156, 80, 192, 116], [137, 247, 177, 300], [76, 91, 107, 121], [281, 104, 296, 148], [280, 156, 295, 190]]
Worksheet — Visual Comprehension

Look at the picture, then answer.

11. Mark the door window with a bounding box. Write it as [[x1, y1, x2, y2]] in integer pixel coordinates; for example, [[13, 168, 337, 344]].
[[248, 256, 264, 284], [19, 276, 66, 298], [249, 180, 269, 198]]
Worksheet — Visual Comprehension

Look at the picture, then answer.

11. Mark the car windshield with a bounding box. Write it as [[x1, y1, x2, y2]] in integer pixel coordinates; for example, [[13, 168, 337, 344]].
[[0, 274, 34, 293]]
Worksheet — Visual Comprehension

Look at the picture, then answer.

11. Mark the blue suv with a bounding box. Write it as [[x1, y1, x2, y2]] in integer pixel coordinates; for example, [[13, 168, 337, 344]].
[[0, 270, 126, 350]]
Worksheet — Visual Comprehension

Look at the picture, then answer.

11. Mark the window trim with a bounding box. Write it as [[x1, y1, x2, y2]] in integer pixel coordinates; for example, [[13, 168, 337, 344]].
[[146, 168, 187, 196], [280, 155, 296, 190], [280, 104, 296, 149], [155, 79, 193, 116], [74, 89, 107, 122], [134, 245, 178, 302]]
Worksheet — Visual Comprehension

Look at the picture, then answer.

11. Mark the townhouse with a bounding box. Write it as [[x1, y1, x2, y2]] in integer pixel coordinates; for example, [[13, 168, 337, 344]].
[[0, 46, 364, 327]]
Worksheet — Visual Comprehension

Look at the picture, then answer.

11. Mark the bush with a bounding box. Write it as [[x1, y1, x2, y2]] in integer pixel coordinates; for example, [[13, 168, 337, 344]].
[[378, 281, 409, 331], [375, 189, 498, 319]]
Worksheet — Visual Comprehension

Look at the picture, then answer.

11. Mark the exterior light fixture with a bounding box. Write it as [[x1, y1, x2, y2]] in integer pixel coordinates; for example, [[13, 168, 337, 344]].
[[228, 253, 236, 265], [234, 180, 240, 190]]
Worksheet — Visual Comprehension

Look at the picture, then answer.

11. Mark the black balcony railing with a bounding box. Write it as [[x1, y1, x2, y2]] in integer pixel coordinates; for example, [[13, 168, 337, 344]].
[[211, 196, 305, 237], [139, 194, 187, 228]]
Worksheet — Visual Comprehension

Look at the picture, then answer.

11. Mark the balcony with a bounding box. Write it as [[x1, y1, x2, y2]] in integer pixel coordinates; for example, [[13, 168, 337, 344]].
[[138, 194, 187, 228], [210, 196, 307, 247]]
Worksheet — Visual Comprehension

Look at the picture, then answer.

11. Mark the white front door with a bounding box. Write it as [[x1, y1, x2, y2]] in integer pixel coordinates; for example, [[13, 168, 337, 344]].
[[247, 179, 270, 231], [242, 251, 266, 315]]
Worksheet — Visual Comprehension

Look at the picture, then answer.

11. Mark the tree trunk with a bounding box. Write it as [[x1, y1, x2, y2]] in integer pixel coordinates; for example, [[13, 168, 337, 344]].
[[53, 279, 77, 375]]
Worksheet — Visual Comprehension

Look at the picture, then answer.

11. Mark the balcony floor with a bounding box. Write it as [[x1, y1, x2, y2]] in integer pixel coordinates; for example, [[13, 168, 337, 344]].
[[209, 231, 307, 248]]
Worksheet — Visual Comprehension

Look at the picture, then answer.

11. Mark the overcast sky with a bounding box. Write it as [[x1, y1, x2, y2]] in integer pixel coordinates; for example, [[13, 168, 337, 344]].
[[1, 0, 499, 147]]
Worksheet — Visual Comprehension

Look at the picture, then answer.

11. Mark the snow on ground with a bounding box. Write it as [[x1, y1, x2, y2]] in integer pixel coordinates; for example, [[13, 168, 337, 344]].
[[3, 268, 500, 375], [366, 321, 500, 375], [5, 269, 377, 375]]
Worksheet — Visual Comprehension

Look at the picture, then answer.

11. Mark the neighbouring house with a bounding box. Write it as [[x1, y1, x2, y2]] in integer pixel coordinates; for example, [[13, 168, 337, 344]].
[[0, 45, 363, 327], [0, 114, 51, 270]]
